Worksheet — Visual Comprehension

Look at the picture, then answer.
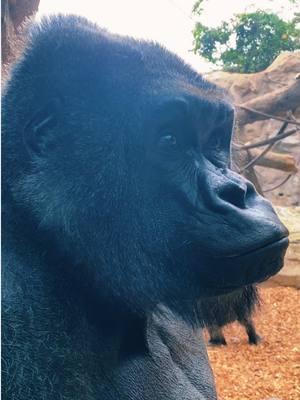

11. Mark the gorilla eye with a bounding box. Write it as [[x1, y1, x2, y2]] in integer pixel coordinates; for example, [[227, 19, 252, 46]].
[[158, 134, 177, 147]]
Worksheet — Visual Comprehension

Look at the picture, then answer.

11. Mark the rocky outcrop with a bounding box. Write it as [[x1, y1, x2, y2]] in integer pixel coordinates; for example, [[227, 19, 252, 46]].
[[206, 52, 300, 104], [207, 52, 300, 207]]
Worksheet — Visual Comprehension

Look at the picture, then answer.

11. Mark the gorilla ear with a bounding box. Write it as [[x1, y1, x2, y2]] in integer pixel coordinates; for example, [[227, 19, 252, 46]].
[[23, 97, 62, 156]]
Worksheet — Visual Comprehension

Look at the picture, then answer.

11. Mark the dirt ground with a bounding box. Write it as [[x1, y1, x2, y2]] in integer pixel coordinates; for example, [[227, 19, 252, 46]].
[[205, 287, 300, 400]]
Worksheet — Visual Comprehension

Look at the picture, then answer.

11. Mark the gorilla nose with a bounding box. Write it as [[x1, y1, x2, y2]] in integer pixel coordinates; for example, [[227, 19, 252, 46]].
[[217, 178, 247, 209], [203, 169, 248, 212]]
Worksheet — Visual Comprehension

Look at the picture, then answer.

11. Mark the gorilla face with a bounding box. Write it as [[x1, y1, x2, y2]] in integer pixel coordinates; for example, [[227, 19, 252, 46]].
[[142, 91, 288, 293], [3, 15, 288, 315]]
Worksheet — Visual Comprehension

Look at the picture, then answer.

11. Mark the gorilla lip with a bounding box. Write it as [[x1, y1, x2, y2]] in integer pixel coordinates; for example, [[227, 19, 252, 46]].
[[220, 236, 289, 259], [207, 237, 289, 292]]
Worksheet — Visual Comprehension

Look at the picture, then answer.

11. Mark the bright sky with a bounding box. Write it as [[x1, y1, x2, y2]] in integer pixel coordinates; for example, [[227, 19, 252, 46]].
[[37, 0, 298, 72]]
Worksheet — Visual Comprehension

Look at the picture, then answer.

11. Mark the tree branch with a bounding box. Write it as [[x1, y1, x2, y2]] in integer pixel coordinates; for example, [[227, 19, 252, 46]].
[[235, 78, 300, 126], [233, 128, 298, 150], [239, 121, 288, 172], [247, 149, 298, 172]]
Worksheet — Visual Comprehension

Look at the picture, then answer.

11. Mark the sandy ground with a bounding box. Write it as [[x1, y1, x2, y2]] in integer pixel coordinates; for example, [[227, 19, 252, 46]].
[[205, 287, 300, 400]]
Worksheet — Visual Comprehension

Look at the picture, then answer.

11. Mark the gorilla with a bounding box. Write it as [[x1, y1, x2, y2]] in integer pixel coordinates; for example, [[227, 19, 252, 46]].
[[2, 15, 289, 400]]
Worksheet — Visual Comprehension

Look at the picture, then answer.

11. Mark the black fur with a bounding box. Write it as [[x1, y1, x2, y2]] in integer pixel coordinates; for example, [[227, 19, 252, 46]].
[[199, 285, 259, 327], [199, 285, 262, 345], [2, 15, 288, 399]]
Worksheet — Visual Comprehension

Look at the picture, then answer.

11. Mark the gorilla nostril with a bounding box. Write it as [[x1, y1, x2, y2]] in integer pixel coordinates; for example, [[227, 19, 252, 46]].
[[202, 167, 248, 211], [218, 181, 247, 209]]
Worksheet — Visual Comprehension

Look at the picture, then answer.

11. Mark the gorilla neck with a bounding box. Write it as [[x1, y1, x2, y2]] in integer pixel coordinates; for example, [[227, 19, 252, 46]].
[[3, 199, 216, 400]]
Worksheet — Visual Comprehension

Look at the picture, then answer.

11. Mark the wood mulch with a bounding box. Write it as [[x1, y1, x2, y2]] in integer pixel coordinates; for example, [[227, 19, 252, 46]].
[[205, 286, 300, 400]]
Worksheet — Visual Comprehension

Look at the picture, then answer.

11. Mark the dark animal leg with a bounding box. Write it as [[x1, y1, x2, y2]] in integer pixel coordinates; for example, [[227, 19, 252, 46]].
[[239, 317, 262, 345], [207, 325, 227, 346]]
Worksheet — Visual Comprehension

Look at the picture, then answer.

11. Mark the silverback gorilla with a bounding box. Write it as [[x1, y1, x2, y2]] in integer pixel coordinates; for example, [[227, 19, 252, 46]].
[[2, 15, 289, 400]]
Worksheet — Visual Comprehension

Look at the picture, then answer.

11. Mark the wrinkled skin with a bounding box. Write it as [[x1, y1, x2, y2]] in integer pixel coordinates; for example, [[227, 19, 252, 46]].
[[2, 15, 288, 399]]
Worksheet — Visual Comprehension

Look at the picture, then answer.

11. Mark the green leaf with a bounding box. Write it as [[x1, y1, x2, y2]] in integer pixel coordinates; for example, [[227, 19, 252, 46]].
[[192, 8, 300, 73]]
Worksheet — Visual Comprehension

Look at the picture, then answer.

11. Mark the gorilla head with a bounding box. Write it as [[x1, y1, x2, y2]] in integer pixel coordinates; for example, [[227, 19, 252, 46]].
[[2, 16, 288, 320]]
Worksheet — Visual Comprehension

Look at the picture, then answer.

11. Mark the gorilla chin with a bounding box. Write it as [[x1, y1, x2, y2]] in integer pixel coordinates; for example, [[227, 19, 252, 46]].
[[206, 237, 288, 295]]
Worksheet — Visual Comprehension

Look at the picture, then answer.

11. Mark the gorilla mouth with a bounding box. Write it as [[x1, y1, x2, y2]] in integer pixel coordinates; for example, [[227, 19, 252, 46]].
[[216, 236, 289, 290], [221, 236, 289, 259], [200, 236, 289, 294]]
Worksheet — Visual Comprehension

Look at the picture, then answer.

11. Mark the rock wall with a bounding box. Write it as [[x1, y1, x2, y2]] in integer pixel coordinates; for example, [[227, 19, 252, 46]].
[[206, 52, 300, 207]]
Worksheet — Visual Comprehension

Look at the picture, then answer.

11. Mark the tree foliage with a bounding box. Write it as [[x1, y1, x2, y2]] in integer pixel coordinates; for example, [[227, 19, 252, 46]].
[[192, 9, 300, 73]]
